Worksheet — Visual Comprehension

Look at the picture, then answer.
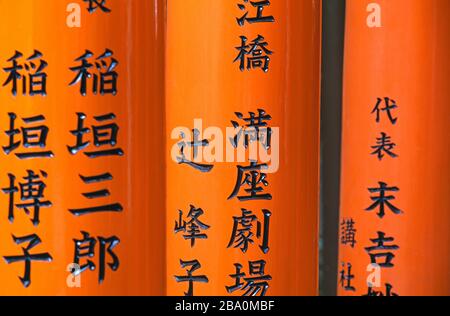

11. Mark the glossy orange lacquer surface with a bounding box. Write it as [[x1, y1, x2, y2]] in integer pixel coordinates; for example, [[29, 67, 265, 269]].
[[339, 0, 450, 296], [0, 0, 165, 295], [166, 0, 322, 296]]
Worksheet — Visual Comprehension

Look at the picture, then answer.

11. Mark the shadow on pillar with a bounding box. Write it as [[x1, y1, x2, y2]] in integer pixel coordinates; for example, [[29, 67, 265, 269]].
[[319, 0, 346, 296]]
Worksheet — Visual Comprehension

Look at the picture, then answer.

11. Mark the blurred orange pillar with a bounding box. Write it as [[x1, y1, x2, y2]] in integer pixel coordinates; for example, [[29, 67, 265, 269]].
[[0, 0, 165, 295], [166, 0, 321, 296], [338, 0, 450, 296]]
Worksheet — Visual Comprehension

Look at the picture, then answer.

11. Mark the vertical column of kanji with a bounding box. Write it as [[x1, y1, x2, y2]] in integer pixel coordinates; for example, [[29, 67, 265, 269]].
[[338, 0, 450, 296], [0, 0, 166, 295], [0, 0, 56, 295], [167, 0, 321, 296]]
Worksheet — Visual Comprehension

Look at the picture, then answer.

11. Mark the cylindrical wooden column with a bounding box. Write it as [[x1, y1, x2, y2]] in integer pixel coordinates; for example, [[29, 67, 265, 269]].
[[338, 0, 450, 296], [166, 0, 321, 296], [0, 0, 165, 295]]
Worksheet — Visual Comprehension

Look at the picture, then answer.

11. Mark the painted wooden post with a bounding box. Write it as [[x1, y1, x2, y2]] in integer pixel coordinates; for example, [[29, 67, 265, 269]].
[[166, 0, 322, 296], [0, 0, 165, 295], [338, 0, 450, 296]]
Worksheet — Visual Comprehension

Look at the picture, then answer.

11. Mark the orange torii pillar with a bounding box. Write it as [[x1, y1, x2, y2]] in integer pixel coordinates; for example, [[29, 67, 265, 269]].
[[0, 0, 165, 295], [338, 0, 450, 296], [166, 0, 321, 296]]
